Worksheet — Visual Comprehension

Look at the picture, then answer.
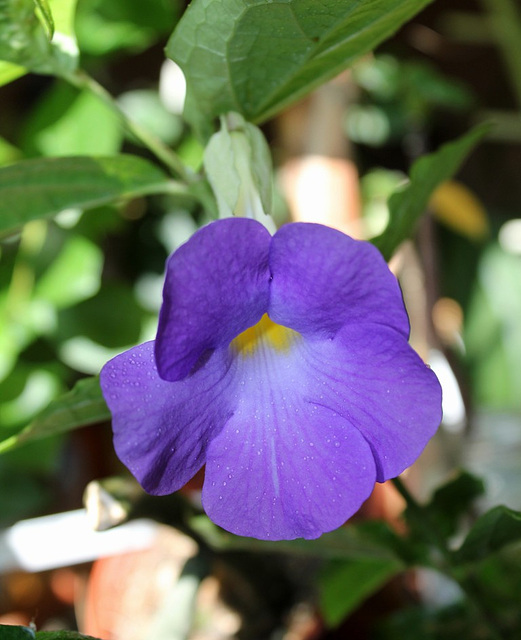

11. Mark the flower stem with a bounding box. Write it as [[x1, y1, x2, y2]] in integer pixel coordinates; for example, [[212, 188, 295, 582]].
[[63, 69, 194, 182], [392, 476, 508, 640]]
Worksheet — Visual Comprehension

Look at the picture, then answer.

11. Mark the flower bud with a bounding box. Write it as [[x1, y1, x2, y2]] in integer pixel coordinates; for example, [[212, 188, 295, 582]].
[[204, 112, 276, 232]]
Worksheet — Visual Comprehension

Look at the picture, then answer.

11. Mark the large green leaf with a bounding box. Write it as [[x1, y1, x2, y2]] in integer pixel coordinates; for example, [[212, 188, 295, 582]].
[[319, 556, 403, 627], [0, 155, 183, 237], [0, 376, 109, 453], [167, 0, 435, 139], [456, 506, 521, 564], [372, 123, 490, 260]]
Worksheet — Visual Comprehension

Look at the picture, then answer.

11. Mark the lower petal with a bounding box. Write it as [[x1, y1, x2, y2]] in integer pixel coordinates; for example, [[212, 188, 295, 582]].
[[202, 341, 376, 540], [100, 341, 234, 495], [301, 325, 442, 481]]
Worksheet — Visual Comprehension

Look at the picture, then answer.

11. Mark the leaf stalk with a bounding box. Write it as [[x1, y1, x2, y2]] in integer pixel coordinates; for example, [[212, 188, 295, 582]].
[[64, 69, 194, 183]]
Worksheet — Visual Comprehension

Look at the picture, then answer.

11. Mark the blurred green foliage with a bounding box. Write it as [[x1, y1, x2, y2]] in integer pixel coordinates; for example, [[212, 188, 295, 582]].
[[347, 54, 473, 147]]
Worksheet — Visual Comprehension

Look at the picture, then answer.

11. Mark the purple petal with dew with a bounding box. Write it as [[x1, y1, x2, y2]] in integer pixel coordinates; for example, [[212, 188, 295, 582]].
[[202, 338, 376, 540], [268, 223, 410, 338], [300, 324, 442, 482], [100, 341, 235, 494], [156, 218, 272, 382]]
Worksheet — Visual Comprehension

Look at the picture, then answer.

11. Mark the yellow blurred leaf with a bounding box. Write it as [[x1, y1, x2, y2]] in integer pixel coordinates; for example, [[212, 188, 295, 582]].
[[430, 180, 489, 240]]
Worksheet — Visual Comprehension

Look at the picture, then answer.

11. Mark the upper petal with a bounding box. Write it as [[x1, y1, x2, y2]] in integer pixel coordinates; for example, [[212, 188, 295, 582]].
[[301, 324, 442, 481], [268, 223, 409, 338], [100, 341, 234, 494], [202, 334, 376, 540], [156, 218, 272, 381]]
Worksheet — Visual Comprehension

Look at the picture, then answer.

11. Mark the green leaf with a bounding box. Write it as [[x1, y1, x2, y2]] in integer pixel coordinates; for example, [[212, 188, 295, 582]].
[[0, 60, 27, 87], [191, 516, 407, 562], [0, 625, 35, 640], [35, 234, 103, 307], [48, 0, 77, 39], [0, 134, 22, 165], [415, 470, 485, 540], [377, 601, 482, 640], [0, 376, 109, 453], [372, 123, 490, 260], [456, 506, 521, 564], [21, 83, 123, 157], [0, 0, 48, 67], [471, 547, 521, 621], [320, 556, 403, 627], [0, 0, 77, 74], [34, 0, 55, 39], [167, 0, 435, 139], [0, 155, 182, 237], [76, 0, 179, 56], [57, 283, 146, 348]]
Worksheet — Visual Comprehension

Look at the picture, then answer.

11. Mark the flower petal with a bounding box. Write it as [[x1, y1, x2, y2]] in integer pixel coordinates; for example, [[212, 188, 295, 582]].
[[100, 341, 234, 494], [300, 324, 442, 481], [202, 339, 376, 540], [156, 218, 272, 381], [268, 223, 409, 338]]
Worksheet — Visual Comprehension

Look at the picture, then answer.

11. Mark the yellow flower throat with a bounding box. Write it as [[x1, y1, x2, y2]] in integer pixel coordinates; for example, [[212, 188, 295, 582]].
[[232, 314, 299, 357]]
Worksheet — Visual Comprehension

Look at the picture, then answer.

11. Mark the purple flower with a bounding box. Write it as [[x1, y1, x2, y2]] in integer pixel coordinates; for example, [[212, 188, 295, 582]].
[[100, 218, 442, 540]]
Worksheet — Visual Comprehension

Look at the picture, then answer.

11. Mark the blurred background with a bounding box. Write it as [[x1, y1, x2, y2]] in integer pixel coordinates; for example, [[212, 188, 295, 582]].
[[1, 0, 521, 637]]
